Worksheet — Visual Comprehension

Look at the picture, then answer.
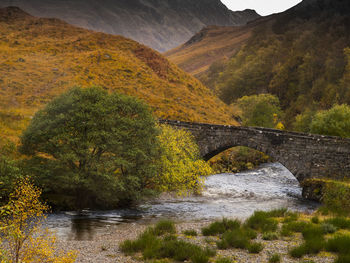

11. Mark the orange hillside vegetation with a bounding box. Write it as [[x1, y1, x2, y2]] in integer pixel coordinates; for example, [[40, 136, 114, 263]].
[[165, 17, 272, 77], [0, 7, 238, 141]]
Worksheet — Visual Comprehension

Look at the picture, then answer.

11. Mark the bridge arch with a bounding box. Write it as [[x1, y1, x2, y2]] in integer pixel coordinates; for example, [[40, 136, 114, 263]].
[[159, 119, 350, 183]]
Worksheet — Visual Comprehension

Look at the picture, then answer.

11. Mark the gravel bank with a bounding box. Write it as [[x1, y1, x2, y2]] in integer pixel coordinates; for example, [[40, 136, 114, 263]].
[[56, 220, 336, 263]]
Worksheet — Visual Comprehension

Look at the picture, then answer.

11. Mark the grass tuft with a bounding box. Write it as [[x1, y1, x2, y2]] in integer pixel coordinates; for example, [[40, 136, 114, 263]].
[[154, 220, 176, 236], [268, 253, 281, 263], [262, 232, 279, 241], [183, 229, 198, 236], [215, 258, 232, 263], [245, 211, 278, 232], [247, 242, 264, 254], [202, 218, 241, 236]]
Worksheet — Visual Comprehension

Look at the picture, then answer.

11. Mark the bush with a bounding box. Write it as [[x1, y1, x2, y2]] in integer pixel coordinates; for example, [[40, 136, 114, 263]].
[[322, 181, 350, 216], [326, 235, 350, 255], [216, 228, 255, 250], [247, 242, 264, 254], [202, 218, 241, 236], [290, 238, 325, 258], [234, 94, 284, 128], [157, 125, 213, 195], [265, 208, 288, 218], [335, 254, 350, 263], [183, 229, 198, 236], [302, 225, 324, 240], [324, 217, 350, 230], [282, 212, 299, 223], [311, 216, 320, 224], [282, 221, 310, 235], [290, 245, 307, 258], [321, 223, 337, 234], [268, 253, 281, 263], [262, 232, 279, 241], [310, 104, 350, 138], [245, 211, 278, 232]]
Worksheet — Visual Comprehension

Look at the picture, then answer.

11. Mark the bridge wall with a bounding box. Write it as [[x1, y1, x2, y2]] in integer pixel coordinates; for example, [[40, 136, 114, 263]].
[[160, 120, 350, 182]]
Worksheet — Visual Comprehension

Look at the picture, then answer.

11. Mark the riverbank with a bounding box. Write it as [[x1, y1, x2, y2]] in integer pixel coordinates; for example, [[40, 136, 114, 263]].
[[56, 218, 336, 263]]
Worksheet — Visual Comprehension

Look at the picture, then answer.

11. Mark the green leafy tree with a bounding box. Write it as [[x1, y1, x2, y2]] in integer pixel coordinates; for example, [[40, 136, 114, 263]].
[[293, 109, 317, 133], [310, 104, 350, 138], [0, 138, 21, 204], [234, 94, 284, 128], [155, 125, 212, 195], [20, 87, 161, 209]]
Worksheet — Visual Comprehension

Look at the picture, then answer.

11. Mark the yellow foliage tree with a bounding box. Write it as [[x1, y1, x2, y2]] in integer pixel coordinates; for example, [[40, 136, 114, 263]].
[[156, 125, 212, 195], [0, 178, 77, 263]]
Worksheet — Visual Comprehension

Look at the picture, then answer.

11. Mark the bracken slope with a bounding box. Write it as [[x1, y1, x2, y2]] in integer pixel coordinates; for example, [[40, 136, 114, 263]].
[[0, 7, 238, 141]]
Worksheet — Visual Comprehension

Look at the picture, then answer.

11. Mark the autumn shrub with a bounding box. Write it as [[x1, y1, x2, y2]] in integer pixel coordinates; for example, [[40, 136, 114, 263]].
[[0, 178, 77, 263], [156, 125, 212, 195]]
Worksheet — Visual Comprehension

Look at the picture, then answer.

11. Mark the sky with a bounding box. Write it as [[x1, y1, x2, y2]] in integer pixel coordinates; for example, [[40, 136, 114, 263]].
[[221, 0, 303, 16]]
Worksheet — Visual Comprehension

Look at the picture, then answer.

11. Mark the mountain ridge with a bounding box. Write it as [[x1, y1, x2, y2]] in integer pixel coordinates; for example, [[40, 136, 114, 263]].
[[0, 0, 260, 52], [167, 0, 350, 126]]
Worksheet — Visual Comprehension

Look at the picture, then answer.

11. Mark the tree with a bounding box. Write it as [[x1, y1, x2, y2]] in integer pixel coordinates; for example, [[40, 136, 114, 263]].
[[20, 87, 161, 209], [293, 108, 317, 133], [234, 94, 284, 128], [0, 138, 21, 205], [0, 178, 77, 262], [310, 104, 350, 138], [155, 125, 212, 195]]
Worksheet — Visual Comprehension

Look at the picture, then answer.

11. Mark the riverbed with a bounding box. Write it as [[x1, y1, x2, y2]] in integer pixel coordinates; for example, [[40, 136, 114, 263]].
[[47, 163, 319, 241]]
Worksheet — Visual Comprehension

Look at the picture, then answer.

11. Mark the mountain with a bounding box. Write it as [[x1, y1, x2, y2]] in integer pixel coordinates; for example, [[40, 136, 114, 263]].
[[168, 0, 350, 126], [165, 17, 272, 77], [0, 7, 238, 141], [0, 0, 260, 52]]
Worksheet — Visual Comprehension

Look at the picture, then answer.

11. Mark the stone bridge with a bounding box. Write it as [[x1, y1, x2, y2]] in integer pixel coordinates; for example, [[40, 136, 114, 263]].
[[159, 119, 350, 183]]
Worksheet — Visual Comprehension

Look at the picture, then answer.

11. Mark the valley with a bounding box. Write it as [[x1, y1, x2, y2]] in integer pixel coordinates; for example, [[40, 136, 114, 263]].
[[1, 1, 350, 263]]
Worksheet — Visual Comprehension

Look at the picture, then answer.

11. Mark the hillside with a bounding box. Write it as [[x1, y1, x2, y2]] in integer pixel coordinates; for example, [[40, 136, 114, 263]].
[[0, 7, 238, 142], [169, 0, 350, 126], [165, 17, 272, 77], [0, 0, 259, 52]]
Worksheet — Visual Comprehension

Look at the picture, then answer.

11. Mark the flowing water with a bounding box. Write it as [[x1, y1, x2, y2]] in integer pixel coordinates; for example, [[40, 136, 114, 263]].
[[46, 163, 319, 240]]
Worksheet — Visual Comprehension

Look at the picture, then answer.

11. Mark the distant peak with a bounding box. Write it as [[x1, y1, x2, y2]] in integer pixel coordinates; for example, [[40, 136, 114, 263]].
[[0, 6, 31, 21]]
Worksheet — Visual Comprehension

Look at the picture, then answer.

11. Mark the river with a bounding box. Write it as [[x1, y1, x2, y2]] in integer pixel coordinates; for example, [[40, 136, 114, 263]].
[[46, 163, 319, 240]]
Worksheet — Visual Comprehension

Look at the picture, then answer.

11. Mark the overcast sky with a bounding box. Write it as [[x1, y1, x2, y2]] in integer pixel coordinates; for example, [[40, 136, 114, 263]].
[[221, 0, 303, 16]]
